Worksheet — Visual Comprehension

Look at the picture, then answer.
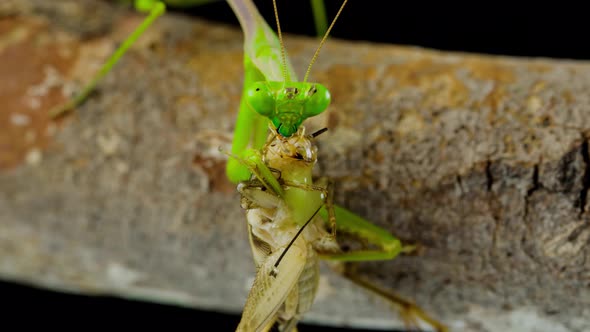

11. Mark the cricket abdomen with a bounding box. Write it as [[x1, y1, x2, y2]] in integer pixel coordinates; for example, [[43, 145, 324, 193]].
[[296, 244, 320, 314]]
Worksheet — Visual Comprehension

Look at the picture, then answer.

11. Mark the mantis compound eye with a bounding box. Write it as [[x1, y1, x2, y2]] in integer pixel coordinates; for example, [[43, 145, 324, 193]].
[[302, 83, 331, 118], [246, 82, 275, 117]]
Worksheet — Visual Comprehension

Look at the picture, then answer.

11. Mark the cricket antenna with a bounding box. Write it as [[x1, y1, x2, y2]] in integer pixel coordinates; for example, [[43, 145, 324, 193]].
[[310, 127, 328, 138], [272, 0, 290, 82], [303, 0, 348, 83], [272, 204, 323, 273]]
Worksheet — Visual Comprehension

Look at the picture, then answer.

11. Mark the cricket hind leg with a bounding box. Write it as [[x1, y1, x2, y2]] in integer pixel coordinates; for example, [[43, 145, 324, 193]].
[[278, 322, 298, 332], [315, 197, 447, 332], [315, 177, 337, 237], [341, 263, 447, 332], [267, 322, 298, 332], [272, 316, 299, 332]]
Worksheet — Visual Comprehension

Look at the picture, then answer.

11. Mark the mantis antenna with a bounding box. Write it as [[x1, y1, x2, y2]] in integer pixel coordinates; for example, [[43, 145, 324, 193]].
[[272, 0, 290, 82], [303, 0, 348, 83]]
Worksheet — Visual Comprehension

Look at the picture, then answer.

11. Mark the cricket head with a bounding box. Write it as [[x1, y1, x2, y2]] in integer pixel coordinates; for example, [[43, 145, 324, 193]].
[[246, 81, 331, 137], [264, 125, 319, 178]]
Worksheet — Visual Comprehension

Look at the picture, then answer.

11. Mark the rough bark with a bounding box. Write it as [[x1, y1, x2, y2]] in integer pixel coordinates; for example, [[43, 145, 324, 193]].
[[1, 1, 589, 331]]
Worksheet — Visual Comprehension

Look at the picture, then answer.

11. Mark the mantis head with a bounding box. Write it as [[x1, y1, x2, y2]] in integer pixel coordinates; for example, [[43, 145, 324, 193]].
[[246, 81, 331, 137]]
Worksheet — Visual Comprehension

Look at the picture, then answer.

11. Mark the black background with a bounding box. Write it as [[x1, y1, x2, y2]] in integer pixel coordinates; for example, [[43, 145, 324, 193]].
[[3, 1, 588, 331], [186, 1, 590, 60]]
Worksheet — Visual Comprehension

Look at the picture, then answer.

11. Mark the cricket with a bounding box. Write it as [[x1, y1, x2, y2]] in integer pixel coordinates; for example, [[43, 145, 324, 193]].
[[50, 1, 448, 331]]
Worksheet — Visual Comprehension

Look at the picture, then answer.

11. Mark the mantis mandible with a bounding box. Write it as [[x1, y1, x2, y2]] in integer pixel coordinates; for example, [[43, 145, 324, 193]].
[[48, 0, 447, 331]]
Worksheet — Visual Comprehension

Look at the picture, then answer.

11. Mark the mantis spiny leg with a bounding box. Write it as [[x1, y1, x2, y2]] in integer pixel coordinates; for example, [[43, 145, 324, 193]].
[[314, 206, 447, 332], [318, 205, 415, 262], [49, 1, 166, 118]]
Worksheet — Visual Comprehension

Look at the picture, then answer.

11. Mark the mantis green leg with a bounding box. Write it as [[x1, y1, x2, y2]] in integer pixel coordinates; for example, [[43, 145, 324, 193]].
[[317, 204, 447, 332], [310, 0, 328, 37], [137, 0, 220, 10], [49, 1, 166, 118], [226, 55, 272, 184], [134, 0, 164, 12], [318, 205, 415, 262], [226, 147, 284, 198]]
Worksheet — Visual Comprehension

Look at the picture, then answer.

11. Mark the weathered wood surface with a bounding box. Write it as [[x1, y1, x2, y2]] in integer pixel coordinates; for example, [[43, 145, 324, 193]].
[[1, 1, 589, 331]]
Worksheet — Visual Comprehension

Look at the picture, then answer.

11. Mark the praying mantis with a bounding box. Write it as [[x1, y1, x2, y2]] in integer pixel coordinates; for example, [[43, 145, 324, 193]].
[[50, 1, 448, 331], [225, 1, 447, 331]]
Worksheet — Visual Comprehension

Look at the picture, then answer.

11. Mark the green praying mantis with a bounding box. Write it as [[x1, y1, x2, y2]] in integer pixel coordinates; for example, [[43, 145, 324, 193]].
[[50, 1, 448, 331]]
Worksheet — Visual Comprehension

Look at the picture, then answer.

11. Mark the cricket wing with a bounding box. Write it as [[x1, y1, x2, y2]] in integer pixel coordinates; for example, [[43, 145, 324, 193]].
[[236, 238, 308, 332]]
